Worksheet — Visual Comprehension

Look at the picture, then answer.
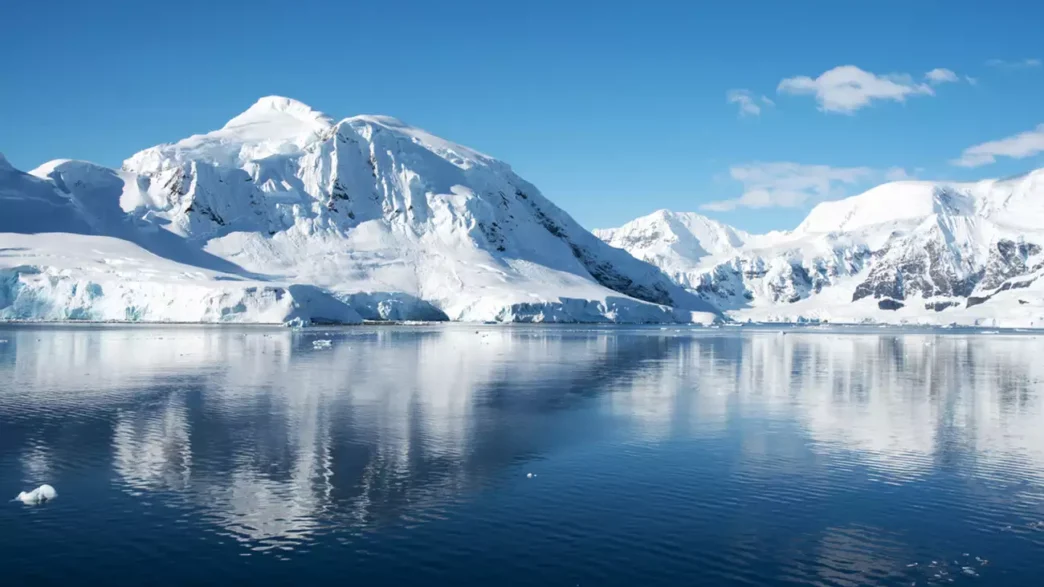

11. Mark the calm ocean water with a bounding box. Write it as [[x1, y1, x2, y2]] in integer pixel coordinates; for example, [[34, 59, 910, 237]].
[[2, 325, 1043, 585]]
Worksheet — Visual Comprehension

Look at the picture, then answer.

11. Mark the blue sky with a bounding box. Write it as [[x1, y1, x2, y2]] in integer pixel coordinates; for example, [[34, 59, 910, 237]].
[[2, 0, 1042, 233]]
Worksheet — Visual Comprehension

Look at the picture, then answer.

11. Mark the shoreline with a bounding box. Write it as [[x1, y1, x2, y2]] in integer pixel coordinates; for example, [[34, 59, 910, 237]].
[[0, 320, 1039, 333]]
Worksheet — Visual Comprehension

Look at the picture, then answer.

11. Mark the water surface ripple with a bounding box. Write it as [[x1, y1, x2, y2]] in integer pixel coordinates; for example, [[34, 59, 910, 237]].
[[2, 325, 1044, 585]]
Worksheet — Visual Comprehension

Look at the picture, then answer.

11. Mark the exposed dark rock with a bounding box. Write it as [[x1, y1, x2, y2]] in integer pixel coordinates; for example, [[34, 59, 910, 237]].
[[853, 238, 978, 302], [878, 298, 904, 311], [979, 239, 1041, 291], [967, 274, 1038, 307], [967, 296, 988, 308]]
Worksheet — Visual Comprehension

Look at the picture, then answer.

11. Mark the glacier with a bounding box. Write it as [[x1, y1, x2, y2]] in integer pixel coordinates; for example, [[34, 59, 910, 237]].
[[597, 170, 1044, 327], [0, 98, 719, 325]]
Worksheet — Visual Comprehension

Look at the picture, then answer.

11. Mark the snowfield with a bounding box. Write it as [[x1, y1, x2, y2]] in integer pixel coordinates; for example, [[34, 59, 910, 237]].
[[598, 170, 1044, 327], [0, 98, 718, 325]]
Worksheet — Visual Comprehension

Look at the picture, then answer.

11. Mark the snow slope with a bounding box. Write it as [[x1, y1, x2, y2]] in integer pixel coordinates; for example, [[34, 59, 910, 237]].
[[598, 170, 1044, 327], [0, 98, 719, 324]]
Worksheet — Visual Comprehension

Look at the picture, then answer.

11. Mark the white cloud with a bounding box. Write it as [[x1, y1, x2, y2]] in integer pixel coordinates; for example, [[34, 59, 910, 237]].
[[925, 68, 959, 84], [884, 167, 913, 181], [985, 58, 1042, 69], [965, 75, 979, 86], [700, 162, 878, 212], [727, 89, 773, 117], [951, 124, 1044, 167], [777, 65, 943, 113]]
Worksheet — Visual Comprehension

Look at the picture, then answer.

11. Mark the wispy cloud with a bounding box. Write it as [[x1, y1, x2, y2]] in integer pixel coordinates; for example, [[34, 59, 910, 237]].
[[884, 167, 913, 181], [925, 68, 959, 85], [985, 58, 1042, 70], [777, 65, 964, 113], [951, 124, 1044, 167], [726, 89, 773, 117], [700, 163, 883, 212]]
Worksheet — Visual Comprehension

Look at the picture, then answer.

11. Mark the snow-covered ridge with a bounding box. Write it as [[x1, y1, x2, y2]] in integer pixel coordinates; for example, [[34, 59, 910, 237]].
[[598, 171, 1044, 327], [795, 170, 1044, 235], [0, 99, 720, 325]]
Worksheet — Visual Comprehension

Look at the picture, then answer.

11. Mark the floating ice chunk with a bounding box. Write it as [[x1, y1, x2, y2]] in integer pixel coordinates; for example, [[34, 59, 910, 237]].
[[14, 484, 56, 504], [526, 473, 537, 478], [312, 339, 332, 350]]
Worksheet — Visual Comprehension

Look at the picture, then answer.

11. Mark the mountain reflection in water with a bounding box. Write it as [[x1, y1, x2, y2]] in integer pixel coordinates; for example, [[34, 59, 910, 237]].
[[2, 325, 1043, 586]]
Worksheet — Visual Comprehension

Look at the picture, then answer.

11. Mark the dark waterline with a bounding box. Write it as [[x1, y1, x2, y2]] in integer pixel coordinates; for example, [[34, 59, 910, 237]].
[[2, 325, 1043, 585]]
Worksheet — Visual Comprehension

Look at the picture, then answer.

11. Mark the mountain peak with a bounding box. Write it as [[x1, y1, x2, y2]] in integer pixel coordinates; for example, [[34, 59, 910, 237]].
[[0, 152, 12, 172], [596, 208, 750, 268], [124, 96, 337, 172], [222, 95, 334, 132]]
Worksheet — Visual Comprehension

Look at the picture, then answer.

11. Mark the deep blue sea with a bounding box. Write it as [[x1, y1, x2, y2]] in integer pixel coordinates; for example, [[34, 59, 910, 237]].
[[2, 325, 1044, 585]]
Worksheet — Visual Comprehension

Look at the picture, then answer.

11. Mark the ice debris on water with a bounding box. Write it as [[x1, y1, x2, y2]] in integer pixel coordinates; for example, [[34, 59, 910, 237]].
[[526, 473, 536, 478], [312, 339, 332, 350], [14, 484, 57, 504], [905, 553, 990, 584]]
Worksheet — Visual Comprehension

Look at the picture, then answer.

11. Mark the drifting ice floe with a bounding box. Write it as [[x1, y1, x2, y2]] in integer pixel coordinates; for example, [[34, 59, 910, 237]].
[[312, 339, 333, 350], [14, 484, 57, 504]]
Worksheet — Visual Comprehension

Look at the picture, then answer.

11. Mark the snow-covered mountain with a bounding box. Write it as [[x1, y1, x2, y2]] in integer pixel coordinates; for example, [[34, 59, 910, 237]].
[[595, 209, 748, 261], [0, 97, 719, 324], [598, 171, 1044, 327]]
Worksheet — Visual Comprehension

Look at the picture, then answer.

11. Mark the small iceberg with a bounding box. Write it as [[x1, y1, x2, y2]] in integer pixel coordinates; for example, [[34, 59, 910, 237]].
[[312, 339, 332, 350], [14, 484, 57, 504]]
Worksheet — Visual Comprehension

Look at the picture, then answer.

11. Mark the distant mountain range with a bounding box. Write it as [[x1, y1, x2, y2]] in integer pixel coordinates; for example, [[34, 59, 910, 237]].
[[597, 169, 1044, 327]]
